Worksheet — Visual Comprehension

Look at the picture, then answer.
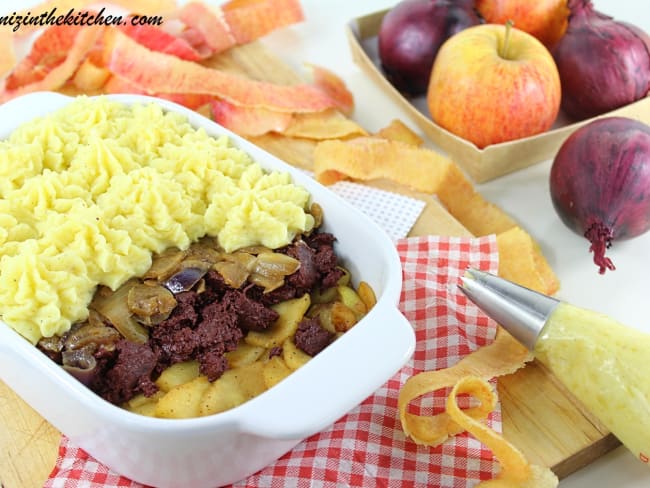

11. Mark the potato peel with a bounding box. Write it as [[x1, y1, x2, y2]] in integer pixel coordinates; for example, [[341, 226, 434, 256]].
[[283, 109, 367, 140], [446, 376, 559, 488], [374, 119, 424, 146], [496, 227, 560, 295], [398, 330, 531, 446], [314, 137, 456, 190], [435, 164, 518, 237], [313, 131, 560, 296]]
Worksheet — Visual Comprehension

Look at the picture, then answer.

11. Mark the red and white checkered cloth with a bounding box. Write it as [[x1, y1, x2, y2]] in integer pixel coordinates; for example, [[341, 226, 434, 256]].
[[46, 235, 500, 488]]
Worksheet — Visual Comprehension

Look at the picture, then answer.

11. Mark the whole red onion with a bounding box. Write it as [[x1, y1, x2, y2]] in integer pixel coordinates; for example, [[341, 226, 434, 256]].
[[552, 0, 650, 120], [550, 117, 650, 274], [378, 0, 481, 97]]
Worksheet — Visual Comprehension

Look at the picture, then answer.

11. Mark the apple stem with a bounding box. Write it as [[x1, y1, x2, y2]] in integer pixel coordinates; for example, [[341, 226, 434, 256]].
[[501, 20, 514, 59]]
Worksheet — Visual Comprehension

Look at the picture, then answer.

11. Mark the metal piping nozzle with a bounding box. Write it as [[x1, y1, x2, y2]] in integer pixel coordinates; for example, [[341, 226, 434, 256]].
[[459, 268, 560, 351]]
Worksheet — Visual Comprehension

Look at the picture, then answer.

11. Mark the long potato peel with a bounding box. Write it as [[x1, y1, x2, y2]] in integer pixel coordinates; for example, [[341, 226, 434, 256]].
[[446, 377, 559, 488], [313, 128, 560, 295], [374, 119, 424, 146], [314, 137, 456, 188], [496, 227, 559, 295], [398, 330, 531, 446], [283, 110, 366, 140]]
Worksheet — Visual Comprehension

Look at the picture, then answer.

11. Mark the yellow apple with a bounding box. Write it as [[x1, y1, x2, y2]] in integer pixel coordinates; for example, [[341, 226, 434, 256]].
[[427, 23, 561, 149]]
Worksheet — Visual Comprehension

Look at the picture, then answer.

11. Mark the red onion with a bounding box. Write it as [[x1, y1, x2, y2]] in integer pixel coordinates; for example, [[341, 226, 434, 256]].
[[550, 117, 650, 274], [378, 0, 481, 96], [552, 0, 650, 120]]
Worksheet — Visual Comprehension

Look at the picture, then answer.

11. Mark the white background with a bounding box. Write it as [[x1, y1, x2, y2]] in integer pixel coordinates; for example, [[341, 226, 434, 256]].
[[4, 0, 650, 486]]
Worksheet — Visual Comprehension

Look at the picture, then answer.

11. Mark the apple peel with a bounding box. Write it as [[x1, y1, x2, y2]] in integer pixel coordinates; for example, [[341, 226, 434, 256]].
[[176, 1, 236, 55], [446, 376, 559, 488], [72, 58, 111, 92], [105, 28, 338, 113], [0, 27, 16, 80], [1, 23, 105, 102], [398, 330, 531, 446], [210, 99, 293, 136], [118, 22, 206, 61], [222, 0, 304, 44], [304, 63, 355, 116], [104, 75, 213, 110]]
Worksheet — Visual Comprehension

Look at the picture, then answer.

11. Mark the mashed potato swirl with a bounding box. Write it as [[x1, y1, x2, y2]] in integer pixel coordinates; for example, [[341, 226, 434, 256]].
[[0, 97, 314, 343]]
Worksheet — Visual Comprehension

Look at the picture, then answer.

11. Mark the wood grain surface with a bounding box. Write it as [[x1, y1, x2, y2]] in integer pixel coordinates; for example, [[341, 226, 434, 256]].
[[0, 41, 618, 488]]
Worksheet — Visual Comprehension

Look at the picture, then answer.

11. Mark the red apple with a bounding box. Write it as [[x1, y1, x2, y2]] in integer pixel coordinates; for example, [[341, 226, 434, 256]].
[[475, 0, 570, 49], [427, 23, 561, 149]]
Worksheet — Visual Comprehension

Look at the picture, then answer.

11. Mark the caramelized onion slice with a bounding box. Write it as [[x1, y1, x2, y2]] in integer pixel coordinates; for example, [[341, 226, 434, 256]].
[[253, 252, 300, 278], [222, 252, 257, 271], [64, 322, 121, 350], [144, 248, 187, 281], [213, 260, 250, 289], [246, 251, 301, 293], [248, 273, 285, 293], [91, 281, 149, 344], [127, 283, 177, 326], [235, 245, 273, 256], [185, 241, 222, 264]]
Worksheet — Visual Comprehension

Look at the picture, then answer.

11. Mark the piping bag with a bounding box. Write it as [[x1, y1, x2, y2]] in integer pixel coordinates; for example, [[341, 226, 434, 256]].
[[459, 268, 650, 466]]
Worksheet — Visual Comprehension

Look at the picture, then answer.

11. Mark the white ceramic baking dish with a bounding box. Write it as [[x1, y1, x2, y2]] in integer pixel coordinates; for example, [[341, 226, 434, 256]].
[[0, 92, 415, 487]]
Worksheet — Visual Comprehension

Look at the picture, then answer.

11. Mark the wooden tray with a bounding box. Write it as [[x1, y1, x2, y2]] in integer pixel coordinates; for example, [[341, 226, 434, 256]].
[[0, 41, 619, 488], [345, 8, 650, 183]]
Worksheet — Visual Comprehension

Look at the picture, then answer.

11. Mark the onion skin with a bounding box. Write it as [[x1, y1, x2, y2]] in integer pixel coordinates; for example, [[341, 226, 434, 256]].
[[552, 0, 650, 120], [550, 117, 650, 274], [378, 0, 482, 96]]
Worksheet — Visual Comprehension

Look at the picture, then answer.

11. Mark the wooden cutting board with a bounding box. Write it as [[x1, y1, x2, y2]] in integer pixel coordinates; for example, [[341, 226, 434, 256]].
[[0, 41, 619, 488]]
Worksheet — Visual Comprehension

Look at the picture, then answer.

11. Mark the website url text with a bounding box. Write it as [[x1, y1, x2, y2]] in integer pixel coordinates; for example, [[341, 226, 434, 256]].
[[0, 7, 164, 33]]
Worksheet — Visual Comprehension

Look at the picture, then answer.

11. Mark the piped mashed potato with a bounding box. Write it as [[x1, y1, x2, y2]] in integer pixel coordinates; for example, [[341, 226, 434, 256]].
[[0, 96, 314, 344]]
